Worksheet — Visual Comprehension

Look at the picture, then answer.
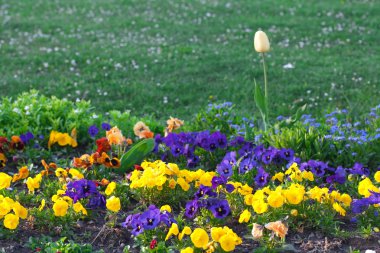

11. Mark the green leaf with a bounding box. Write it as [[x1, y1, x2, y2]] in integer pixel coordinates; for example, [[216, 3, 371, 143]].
[[117, 138, 155, 174]]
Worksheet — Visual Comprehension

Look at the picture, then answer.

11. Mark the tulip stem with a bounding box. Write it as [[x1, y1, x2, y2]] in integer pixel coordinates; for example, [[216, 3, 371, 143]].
[[261, 53, 268, 112]]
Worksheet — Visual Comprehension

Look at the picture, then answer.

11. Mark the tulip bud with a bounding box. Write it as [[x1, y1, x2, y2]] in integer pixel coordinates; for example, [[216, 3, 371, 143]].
[[254, 31, 270, 53]]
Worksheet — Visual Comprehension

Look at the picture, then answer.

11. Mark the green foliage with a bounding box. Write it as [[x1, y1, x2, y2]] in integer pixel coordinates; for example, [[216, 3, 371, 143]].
[[0, 90, 101, 145], [26, 236, 104, 253], [119, 138, 155, 174]]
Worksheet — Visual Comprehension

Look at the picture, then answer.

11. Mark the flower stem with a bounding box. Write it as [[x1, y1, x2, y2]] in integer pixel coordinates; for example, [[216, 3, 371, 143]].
[[261, 53, 268, 116]]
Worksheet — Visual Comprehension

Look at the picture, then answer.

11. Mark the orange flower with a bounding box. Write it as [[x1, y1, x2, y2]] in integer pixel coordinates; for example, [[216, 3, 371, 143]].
[[106, 127, 125, 145], [12, 166, 29, 182], [133, 122, 154, 139], [96, 138, 111, 154], [0, 153, 6, 168], [166, 117, 184, 132], [41, 160, 57, 176], [10, 136, 24, 150], [265, 221, 288, 239], [73, 154, 93, 169]]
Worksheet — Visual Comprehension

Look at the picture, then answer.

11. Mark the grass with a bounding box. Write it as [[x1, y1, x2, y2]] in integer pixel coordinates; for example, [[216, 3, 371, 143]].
[[0, 0, 379, 121]]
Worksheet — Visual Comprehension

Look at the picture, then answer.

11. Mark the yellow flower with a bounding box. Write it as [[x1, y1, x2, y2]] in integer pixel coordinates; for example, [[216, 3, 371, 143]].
[[339, 193, 352, 207], [73, 202, 88, 215], [26, 174, 42, 193], [271, 172, 284, 183], [251, 223, 264, 240], [375, 171, 380, 183], [290, 209, 298, 216], [219, 234, 236, 252], [358, 178, 379, 197], [254, 30, 270, 53], [180, 247, 194, 253], [301, 171, 314, 181], [3, 213, 19, 230], [105, 182, 117, 196], [106, 196, 121, 213], [69, 168, 84, 180], [285, 185, 305, 205], [333, 202, 346, 216], [267, 191, 285, 208], [0, 172, 12, 190], [199, 172, 214, 187], [55, 168, 68, 178], [38, 199, 46, 211], [238, 209, 251, 223], [190, 228, 209, 248], [211, 227, 225, 242], [160, 205, 172, 213], [177, 177, 190, 191], [12, 201, 28, 219], [165, 223, 179, 241], [53, 199, 69, 217], [252, 200, 268, 214], [178, 226, 192, 241]]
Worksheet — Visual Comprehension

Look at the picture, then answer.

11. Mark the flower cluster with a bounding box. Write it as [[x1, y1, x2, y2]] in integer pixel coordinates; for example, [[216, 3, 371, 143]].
[[48, 130, 77, 149], [129, 160, 215, 191], [122, 205, 176, 236], [154, 130, 228, 168], [0, 195, 28, 229]]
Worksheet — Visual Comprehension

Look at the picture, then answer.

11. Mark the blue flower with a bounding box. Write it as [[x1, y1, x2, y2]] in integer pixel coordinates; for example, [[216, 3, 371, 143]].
[[209, 199, 230, 219], [88, 125, 99, 137], [101, 122, 111, 131]]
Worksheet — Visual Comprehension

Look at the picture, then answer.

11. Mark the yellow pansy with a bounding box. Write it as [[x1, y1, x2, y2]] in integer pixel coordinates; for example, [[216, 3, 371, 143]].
[[238, 209, 251, 223], [3, 213, 19, 230], [105, 182, 117, 196], [165, 223, 179, 241], [53, 199, 69, 217], [106, 196, 121, 213], [190, 228, 209, 248], [0, 172, 12, 190]]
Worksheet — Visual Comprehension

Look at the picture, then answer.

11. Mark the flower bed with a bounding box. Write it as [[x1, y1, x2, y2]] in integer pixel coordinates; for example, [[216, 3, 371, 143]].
[[0, 91, 379, 252]]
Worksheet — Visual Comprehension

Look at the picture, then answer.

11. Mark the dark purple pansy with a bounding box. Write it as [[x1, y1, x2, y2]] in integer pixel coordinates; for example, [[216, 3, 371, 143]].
[[211, 131, 227, 149], [185, 200, 199, 218], [261, 150, 275, 165], [326, 166, 347, 184], [279, 148, 294, 161], [87, 193, 106, 209], [209, 200, 230, 219], [140, 207, 161, 230], [211, 176, 227, 189], [101, 122, 111, 131], [349, 162, 370, 177], [239, 158, 254, 174], [309, 160, 327, 177], [255, 167, 269, 188], [66, 179, 98, 202], [194, 185, 217, 199], [216, 160, 233, 178], [88, 125, 99, 137]]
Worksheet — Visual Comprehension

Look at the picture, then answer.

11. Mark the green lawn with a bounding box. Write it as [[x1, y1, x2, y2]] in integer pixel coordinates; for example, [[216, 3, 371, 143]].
[[1, 0, 379, 120]]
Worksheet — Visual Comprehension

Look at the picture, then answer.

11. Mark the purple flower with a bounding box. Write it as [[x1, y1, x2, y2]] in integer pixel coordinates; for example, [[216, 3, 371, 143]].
[[225, 183, 235, 193], [195, 185, 216, 199], [20, 131, 34, 143], [88, 125, 99, 137], [171, 144, 184, 157], [211, 131, 227, 149], [239, 158, 254, 174], [160, 212, 176, 227], [255, 167, 269, 188], [279, 148, 294, 161], [209, 200, 230, 219], [326, 166, 347, 184], [66, 179, 98, 202], [101, 122, 111, 131], [309, 160, 327, 177], [131, 217, 145, 236], [140, 207, 161, 230], [87, 193, 106, 209], [349, 163, 370, 177], [261, 150, 275, 165], [187, 155, 200, 168], [216, 160, 233, 178], [223, 152, 237, 166], [185, 200, 199, 218], [211, 176, 227, 189], [351, 199, 369, 214]]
